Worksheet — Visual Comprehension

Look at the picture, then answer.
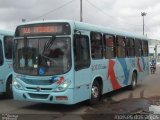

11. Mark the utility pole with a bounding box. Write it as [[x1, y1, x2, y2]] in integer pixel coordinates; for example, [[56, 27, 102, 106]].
[[141, 12, 147, 35], [80, 0, 83, 22]]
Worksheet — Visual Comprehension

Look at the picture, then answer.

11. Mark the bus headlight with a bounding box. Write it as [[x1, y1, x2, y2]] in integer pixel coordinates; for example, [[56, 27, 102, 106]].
[[54, 80, 71, 92], [13, 80, 24, 90]]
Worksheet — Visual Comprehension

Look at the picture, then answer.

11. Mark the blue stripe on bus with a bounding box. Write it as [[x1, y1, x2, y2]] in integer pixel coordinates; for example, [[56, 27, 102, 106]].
[[141, 57, 145, 70], [117, 58, 129, 85]]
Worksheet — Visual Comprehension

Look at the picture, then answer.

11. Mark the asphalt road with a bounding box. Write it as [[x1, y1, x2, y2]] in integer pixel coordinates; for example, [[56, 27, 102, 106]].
[[0, 66, 159, 120]]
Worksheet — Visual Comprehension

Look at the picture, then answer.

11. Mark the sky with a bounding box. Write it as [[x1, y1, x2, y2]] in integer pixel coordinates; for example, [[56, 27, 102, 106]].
[[0, 0, 160, 39]]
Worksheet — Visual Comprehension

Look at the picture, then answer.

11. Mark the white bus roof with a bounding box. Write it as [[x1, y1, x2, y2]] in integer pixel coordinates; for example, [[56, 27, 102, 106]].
[[17, 20, 148, 40]]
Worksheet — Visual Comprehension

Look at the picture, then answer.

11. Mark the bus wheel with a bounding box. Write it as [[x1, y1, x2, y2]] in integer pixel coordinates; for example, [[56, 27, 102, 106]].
[[89, 80, 101, 105], [6, 77, 13, 98], [129, 72, 137, 90]]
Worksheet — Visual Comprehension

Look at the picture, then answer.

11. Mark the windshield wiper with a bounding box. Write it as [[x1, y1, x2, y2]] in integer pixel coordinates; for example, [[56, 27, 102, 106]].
[[43, 36, 56, 54], [39, 36, 57, 68]]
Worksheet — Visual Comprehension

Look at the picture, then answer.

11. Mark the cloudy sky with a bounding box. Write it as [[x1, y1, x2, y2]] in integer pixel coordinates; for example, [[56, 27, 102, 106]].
[[0, 0, 160, 39]]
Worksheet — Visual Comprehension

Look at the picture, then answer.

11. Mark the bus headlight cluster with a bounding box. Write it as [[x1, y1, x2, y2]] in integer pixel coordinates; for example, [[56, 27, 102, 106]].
[[13, 80, 24, 90], [54, 80, 71, 92]]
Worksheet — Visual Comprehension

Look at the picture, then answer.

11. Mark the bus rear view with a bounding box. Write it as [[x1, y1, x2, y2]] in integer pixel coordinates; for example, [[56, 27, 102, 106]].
[[13, 21, 74, 104]]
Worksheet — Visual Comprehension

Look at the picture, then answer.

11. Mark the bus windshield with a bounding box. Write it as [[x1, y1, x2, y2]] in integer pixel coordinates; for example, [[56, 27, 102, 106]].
[[14, 37, 71, 76]]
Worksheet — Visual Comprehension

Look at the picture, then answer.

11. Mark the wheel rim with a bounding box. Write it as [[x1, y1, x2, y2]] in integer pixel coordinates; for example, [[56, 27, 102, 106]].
[[132, 77, 136, 87], [92, 86, 99, 98]]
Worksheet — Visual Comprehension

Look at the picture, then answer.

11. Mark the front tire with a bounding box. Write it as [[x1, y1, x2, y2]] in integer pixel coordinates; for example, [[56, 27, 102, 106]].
[[89, 81, 101, 105]]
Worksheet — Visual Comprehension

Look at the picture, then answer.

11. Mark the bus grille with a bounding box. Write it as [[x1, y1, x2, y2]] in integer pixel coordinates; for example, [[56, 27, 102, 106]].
[[26, 87, 52, 91], [28, 93, 49, 99], [21, 78, 55, 85]]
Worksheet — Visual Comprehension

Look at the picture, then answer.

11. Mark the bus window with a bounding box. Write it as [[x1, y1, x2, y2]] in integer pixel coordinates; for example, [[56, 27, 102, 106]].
[[14, 37, 71, 75], [135, 39, 142, 57], [0, 41, 3, 65], [116, 36, 125, 57], [90, 32, 103, 59], [125, 38, 129, 57], [4, 36, 13, 59], [142, 40, 148, 57], [74, 35, 90, 70], [103, 34, 115, 59], [126, 38, 135, 57]]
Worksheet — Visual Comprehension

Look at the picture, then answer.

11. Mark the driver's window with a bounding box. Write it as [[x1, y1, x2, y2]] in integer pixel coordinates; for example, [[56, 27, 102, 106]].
[[0, 41, 3, 66]]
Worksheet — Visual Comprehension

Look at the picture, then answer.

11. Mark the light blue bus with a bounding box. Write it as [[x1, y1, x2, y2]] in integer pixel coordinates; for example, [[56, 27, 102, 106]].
[[0, 29, 14, 97], [12, 20, 149, 105]]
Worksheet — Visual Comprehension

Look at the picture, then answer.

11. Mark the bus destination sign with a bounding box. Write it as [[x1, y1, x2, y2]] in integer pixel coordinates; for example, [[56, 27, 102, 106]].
[[15, 23, 71, 37], [22, 26, 61, 34]]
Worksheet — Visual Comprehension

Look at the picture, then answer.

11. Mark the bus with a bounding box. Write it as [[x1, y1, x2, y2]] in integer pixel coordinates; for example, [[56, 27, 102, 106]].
[[0, 29, 14, 97], [12, 20, 149, 105]]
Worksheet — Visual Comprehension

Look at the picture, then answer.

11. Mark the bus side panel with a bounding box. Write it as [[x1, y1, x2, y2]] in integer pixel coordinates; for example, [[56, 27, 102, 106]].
[[136, 56, 149, 82], [115, 57, 132, 88], [114, 57, 148, 88], [104, 57, 136, 93], [104, 58, 132, 92], [91, 57, 132, 94], [91, 56, 149, 95], [91, 59, 112, 94], [91, 58, 132, 95]]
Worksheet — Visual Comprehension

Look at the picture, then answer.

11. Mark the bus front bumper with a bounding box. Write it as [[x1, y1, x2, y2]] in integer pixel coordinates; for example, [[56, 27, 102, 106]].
[[12, 86, 74, 105]]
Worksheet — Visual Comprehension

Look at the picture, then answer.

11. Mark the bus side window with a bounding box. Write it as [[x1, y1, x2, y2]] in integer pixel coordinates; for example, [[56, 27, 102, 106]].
[[0, 41, 3, 65], [135, 39, 142, 57], [130, 38, 135, 57], [125, 38, 130, 57], [90, 32, 103, 59], [74, 35, 90, 71], [115, 36, 126, 57], [126, 38, 135, 57], [103, 34, 115, 59], [142, 40, 148, 57]]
